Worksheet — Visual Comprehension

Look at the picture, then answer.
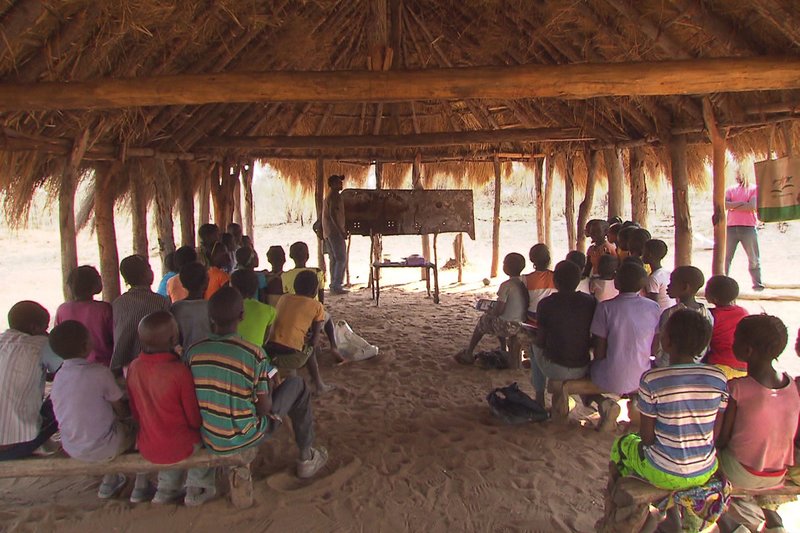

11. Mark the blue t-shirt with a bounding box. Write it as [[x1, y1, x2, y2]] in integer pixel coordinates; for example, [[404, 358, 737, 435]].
[[156, 271, 177, 297], [638, 364, 728, 478]]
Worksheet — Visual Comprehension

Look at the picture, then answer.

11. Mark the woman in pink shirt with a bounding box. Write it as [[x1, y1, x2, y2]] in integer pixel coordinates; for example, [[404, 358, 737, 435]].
[[724, 173, 764, 291], [55, 266, 114, 366], [717, 315, 800, 533]]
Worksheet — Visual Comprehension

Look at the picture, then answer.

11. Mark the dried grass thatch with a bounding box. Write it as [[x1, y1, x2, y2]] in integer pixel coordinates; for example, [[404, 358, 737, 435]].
[[0, 0, 798, 223]]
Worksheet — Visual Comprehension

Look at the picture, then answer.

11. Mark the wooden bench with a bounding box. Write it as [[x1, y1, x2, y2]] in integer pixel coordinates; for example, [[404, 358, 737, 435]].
[[596, 464, 800, 532], [0, 448, 257, 508]]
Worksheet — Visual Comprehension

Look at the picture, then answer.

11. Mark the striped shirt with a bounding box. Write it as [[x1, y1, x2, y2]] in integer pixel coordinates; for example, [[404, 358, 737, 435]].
[[653, 303, 714, 367], [0, 330, 63, 445], [188, 334, 277, 455], [110, 287, 170, 372], [524, 270, 556, 317], [638, 364, 728, 478]]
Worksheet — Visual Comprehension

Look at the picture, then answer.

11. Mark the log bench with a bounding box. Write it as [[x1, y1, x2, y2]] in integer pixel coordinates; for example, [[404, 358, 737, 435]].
[[0, 448, 256, 508], [596, 467, 800, 532]]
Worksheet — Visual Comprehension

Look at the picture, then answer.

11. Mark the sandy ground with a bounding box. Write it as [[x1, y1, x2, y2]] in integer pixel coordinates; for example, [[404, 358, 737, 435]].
[[1, 191, 800, 532]]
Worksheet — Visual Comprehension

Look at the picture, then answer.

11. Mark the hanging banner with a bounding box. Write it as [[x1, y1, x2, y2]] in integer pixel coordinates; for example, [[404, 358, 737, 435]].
[[754, 156, 800, 222]]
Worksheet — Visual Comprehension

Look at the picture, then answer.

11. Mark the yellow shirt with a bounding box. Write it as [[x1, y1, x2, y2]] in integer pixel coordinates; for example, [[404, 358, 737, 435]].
[[281, 268, 325, 300], [269, 294, 326, 351]]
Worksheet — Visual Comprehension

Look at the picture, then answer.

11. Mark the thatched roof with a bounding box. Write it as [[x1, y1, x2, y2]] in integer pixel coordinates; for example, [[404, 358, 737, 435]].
[[1, 0, 799, 218]]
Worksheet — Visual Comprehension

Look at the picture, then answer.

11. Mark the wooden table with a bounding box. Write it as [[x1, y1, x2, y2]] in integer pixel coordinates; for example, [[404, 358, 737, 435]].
[[371, 261, 440, 305]]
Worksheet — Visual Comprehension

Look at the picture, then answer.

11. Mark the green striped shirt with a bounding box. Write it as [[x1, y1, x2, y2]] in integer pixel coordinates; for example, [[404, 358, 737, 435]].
[[187, 333, 277, 455]]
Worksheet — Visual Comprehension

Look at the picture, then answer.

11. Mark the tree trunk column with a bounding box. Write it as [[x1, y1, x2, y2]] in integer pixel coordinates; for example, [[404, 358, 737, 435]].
[[703, 98, 727, 276], [669, 134, 693, 266], [533, 157, 545, 244], [576, 149, 598, 253], [490, 156, 502, 278], [604, 147, 625, 220], [95, 162, 121, 301], [544, 152, 554, 249], [153, 160, 176, 275], [315, 158, 326, 274], [178, 161, 196, 248], [198, 170, 211, 226], [242, 161, 255, 240], [630, 147, 649, 228], [412, 152, 431, 280], [129, 162, 149, 257], [59, 130, 90, 300], [564, 151, 576, 251]]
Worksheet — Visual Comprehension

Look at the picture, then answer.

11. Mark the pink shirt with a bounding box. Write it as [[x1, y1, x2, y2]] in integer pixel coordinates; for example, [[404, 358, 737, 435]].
[[727, 376, 800, 473], [726, 184, 758, 227], [55, 301, 114, 366]]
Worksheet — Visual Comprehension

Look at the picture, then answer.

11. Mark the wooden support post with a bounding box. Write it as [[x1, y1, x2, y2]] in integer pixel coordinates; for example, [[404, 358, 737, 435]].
[[233, 179, 244, 227], [668, 134, 693, 266], [59, 129, 90, 299], [703, 98, 727, 276], [604, 148, 625, 220], [544, 152, 554, 249], [242, 161, 255, 240], [94, 162, 121, 302], [564, 151, 576, 250], [177, 161, 196, 248], [576, 149, 598, 253], [491, 156, 503, 278], [455, 233, 464, 283], [198, 170, 211, 226], [629, 147, 649, 228], [129, 163, 149, 257], [533, 157, 545, 244], [212, 161, 238, 227], [412, 152, 431, 280], [153, 160, 176, 275], [372, 162, 384, 273], [345, 235, 352, 287], [315, 158, 326, 274]]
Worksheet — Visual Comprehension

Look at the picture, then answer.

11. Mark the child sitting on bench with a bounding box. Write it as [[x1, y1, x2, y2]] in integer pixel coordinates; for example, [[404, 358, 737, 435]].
[[554, 262, 660, 431], [610, 310, 728, 531], [524, 244, 555, 323], [705, 275, 749, 380], [265, 271, 336, 394], [455, 253, 528, 365], [716, 315, 800, 533], [49, 320, 149, 502], [127, 311, 215, 506]]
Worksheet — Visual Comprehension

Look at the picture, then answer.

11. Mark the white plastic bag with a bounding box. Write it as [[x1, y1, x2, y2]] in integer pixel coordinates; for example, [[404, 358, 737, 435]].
[[334, 320, 379, 361]]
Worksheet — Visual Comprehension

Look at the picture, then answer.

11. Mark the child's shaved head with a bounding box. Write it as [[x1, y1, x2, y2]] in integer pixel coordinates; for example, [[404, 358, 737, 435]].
[[208, 287, 244, 330], [231, 269, 259, 299], [180, 262, 208, 293], [8, 301, 50, 335], [503, 253, 526, 276], [294, 270, 319, 297], [138, 311, 179, 354], [705, 275, 739, 306], [49, 320, 89, 359], [289, 242, 310, 263], [615, 262, 647, 293], [664, 309, 713, 358], [554, 260, 581, 292], [120, 255, 153, 287], [735, 315, 788, 362], [529, 244, 550, 270], [643, 239, 668, 262], [672, 266, 705, 292]]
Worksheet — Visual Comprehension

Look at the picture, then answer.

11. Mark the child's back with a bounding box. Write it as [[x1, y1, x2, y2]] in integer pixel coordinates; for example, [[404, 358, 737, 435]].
[[708, 304, 748, 372], [638, 364, 728, 480], [498, 276, 529, 323], [589, 277, 618, 302], [646, 267, 675, 310], [525, 244, 556, 316], [271, 294, 325, 351], [56, 300, 113, 365]]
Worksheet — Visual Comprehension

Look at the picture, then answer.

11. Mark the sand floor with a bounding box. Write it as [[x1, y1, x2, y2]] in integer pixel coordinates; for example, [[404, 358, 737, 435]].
[[1, 197, 800, 531]]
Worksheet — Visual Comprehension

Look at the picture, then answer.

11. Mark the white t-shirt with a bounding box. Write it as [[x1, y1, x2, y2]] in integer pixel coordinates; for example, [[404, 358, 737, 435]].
[[497, 277, 528, 322], [647, 268, 676, 311], [590, 278, 619, 303]]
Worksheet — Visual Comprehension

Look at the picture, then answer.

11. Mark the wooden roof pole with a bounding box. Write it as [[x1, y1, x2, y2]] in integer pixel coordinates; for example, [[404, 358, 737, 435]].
[[94, 161, 122, 301], [703, 98, 728, 276], [564, 150, 576, 250], [490, 155, 502, 279], [604, 148, 625, 220], [59, 128, 90, 300], [669, 134, 693, 267], [576, 148, 599, 253], [129, 162, 149, 257], [629, 147, 649, 228], [315, 158, 326, 275], [1, 57, 798, 111]]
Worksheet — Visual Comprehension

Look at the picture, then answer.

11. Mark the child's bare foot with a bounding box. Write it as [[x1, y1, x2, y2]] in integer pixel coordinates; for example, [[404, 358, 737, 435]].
[[329, 348, 346, 364], [314, 382, 338, 396], [597, 399, 621, 432]]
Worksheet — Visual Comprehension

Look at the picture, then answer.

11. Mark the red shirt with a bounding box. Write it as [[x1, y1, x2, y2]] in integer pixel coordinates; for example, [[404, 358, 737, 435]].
[[127, 352, 202, 464], [708, 305, 749, 370]]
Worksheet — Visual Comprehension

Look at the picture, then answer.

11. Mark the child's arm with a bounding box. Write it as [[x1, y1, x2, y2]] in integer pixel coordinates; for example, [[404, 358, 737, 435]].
[[111, 399, 130, 419], [180, 371, 202, 430], [639, 414, 656, 446], [593, 335, 608, 361], [715, 398, 737, 448]]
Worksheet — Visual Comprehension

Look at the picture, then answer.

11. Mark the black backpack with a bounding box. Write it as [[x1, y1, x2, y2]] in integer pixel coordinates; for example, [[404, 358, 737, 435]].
[[486, 383, 549, 424]]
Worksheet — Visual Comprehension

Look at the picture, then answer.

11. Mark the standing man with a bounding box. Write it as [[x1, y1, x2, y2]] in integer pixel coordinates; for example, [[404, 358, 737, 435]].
[[725, 173, 765, 291], [322, 174, 349, 294]]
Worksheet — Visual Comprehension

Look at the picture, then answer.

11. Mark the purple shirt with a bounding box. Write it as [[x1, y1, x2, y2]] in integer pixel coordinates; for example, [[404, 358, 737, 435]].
[[589, 293, 661, 395], [55, 301, 114, 366], [50, 358, 124, 462]]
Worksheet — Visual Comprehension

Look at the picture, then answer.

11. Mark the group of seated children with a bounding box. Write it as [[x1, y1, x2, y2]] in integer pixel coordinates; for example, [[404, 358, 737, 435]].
[[456, 217, 799, 531], [0, 225, 343, 505]]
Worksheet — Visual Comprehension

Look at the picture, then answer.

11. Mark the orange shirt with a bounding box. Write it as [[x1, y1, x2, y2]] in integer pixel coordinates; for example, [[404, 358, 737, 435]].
[[525, 270, 556, 315], [204, 267, 230, 300], [167, 275, 189, 303]]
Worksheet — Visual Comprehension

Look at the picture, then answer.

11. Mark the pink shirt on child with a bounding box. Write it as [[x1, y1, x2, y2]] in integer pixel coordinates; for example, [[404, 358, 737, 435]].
[[55, 301, 114, 366], [726, 184, 758, 227], [727, 376, 800, 474]]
